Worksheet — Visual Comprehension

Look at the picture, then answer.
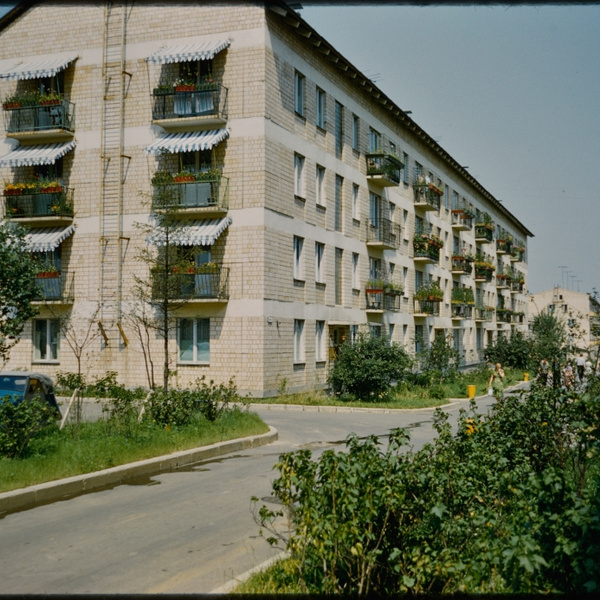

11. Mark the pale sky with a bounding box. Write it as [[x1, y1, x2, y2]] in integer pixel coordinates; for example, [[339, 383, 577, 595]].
[[299, 2, 600, 295], [1, 3, 599, 294]]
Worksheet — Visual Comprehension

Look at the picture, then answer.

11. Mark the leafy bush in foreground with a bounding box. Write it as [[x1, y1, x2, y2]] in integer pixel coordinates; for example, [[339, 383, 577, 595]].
[[255, 385, 600, 594]]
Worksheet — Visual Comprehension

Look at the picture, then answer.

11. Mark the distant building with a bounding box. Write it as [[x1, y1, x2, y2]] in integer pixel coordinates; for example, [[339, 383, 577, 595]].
[[529, 287, 600, 353], [0, 1, 532, 396]]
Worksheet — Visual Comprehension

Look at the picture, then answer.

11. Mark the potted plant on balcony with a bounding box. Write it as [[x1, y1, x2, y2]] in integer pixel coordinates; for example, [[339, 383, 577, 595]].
[[2, 93, 22, 110], [3, 182, 25, 195], [153, 83, 173, 96], [196, 262, 219, 274], [365, 278, 384, 293], [384, 281, 404, 296], [415, 281, 444, 302], [173, 77, 196, 93], [172, 170, 195, 183], [151, 171, 174, 186], [39, 91, 62, 106], [37, 262, 60, 279], [39, 178, 63, 194]]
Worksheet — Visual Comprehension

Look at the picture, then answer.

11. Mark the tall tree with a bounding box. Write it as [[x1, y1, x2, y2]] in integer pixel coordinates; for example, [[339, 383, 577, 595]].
[[0, 221, 39, 363]]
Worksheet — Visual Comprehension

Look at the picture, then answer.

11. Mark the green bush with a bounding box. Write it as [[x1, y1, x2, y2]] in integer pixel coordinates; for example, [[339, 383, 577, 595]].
[[255, 385, 600, 594], [0, 396, 59, 458], [328, 333, 412, 401]]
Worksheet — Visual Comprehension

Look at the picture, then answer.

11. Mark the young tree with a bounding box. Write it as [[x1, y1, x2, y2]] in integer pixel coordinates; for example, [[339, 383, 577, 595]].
[[0, 221, 40, 363]]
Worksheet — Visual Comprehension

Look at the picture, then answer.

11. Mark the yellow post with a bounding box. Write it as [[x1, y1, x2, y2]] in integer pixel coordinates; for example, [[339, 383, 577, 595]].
[[523, 372, 529, 382], [467, 384, 476, 399]]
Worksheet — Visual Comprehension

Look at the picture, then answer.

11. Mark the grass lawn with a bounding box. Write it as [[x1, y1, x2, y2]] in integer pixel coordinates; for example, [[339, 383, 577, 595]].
[[0, 409, 268, 493]]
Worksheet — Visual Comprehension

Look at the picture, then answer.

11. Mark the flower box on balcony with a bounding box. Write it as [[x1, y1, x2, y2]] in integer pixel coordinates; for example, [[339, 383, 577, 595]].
[[40, 99, 61, 106], [37, 271, 60, 279], [2, 101, 21, 110], [173, 175, 195, 183], [4, 188, 22, 196], [40, 186, 63, 194], [174, 84, 195, 92]]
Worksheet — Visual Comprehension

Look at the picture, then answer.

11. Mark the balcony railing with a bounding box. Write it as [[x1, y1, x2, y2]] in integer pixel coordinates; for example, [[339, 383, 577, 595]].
[[414, 299, 440, 316], [34, 272, 75, 303], [366, 217, 400, 249], [474, 264, 494, 282], [474, 306, 494, 321], [474, 224, 494, 243], [366, 152, 403, 186], [451, 209, 473, 231], [451, 304, 473, 319], [413, 185, 441, 211], [365, 279, 404, 311], [152, 266, 230, 301], [3, 100, 75, 135], [4, 188, 74, 219], [451, 255, 473, 275], [152, 176, 229, 212], [152, 84, 228, 122], [496, 308, 512, 323], [510, 280, 525, 294], [496, 239, 512, 255], [413, 237, 442, 263]]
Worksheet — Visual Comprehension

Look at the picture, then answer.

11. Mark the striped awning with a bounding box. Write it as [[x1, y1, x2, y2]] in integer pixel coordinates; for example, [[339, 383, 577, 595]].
[[0, 141, 76, 167], [146, 40, 230, 64], [145, 129, 228, 156], [147, 217, 232, 247], [25, 225, 75, 252], [0, 53, 78, 80]]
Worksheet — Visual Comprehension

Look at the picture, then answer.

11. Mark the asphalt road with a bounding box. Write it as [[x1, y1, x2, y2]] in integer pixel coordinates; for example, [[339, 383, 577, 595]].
[[0, 391, 511, 594]]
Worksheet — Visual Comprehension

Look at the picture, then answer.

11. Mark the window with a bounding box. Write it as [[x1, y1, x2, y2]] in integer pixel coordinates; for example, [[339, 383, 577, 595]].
[[369, 128, 381, 153], [315, 320, 325, 362], [452, 191, 459, 210], [180, 149, 212, 173], [369, 256, 381, 281], [315, 242, 325, 283], [352, 114, 359, 151], [316, 87, 325, 129], [179, 318, 210, 363], [294, 153, 305, 198], [335, 175, 343, 232], [444, 185, 450, 210], [388, 323, 395, 341], [402, 152, 409, 184], [352, 253, 359, 289], [335, 248, 343, 304], [33, 319, 60, 362], [415, 324, 424, 354], [352, 184, 359, 220], [369, 192, 381, 227], [335, 101, 343, 158], [294, 71, 305, 116], [294, 319, 305, 363], [293, 236, 304, 280], [316, 165, 325, 207]]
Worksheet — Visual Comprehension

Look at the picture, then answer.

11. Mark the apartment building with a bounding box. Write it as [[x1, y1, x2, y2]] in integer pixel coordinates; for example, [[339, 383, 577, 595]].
[[0, 1, 533, 396], [529, 287, 600, 353]]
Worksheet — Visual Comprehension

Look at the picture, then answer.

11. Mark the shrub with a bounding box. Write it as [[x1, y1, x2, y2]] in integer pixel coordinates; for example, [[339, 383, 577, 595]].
[[55, 371, 87, 393], [0, 396, 59, 458], [328, 333, 412, 400]]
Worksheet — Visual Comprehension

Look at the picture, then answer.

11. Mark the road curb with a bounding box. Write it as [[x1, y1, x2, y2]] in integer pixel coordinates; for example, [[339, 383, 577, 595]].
[[0, 426, 278, 515]]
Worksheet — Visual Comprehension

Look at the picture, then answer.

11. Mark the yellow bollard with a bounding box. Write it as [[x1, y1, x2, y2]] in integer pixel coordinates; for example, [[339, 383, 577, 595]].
[[523, 372, 529, 382], [467, 384, 476, 399]]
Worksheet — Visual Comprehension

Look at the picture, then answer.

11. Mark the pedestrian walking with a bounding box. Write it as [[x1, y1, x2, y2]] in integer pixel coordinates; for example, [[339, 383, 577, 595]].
[[563, 362, 574, 390], [576, 353, 586, 381], [538, 358, 550, 386], [489, 363, 505, 401]]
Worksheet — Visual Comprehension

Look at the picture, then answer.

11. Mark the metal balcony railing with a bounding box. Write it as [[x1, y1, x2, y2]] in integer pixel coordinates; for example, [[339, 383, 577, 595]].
[[34, 272, 75, 302], [3, 100, 75, 134], [366, 152, 403, 186], [366, 217, 400, 248], [152, 176, 229, 212], [152, 84, 228, 121], [152, 266, 230, 301], [4, 188, 74, 219]]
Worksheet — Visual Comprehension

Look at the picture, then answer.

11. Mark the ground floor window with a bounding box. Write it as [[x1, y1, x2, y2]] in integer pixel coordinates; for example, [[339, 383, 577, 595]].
[[178, 318, 210, 363], [33, 319, 60, 362]]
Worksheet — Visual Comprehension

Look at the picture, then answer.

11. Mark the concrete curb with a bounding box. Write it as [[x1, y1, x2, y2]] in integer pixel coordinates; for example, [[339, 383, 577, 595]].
[[0, 426, 278, 515]]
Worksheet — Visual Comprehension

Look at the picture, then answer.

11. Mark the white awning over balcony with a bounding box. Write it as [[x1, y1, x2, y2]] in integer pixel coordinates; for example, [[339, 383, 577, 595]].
[[144, 129, 229, 155], [0, 52, 78, 80], [146, 40, 231, 64], [147, 217, 232, 247], [0, 141, 76, 167], [25, 225, 75, 252]]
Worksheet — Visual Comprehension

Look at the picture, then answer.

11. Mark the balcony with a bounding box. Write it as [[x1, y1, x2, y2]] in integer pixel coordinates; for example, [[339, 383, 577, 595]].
[[3, 100, 75, 141], [496, 238, 512, 255], [365, 152, 403, 187], [152, 173, 229, 215], [451, 303, 473, 320], [366, 217, 401, 249], [510, 246, 525, 262], [474, 224, 494, 243], [33, 272, 75, 303], [413, 234, 443, 264], [414, 299, 440, 317], [365, 279, 404, 312], [151, 84, 228, 130], [3, 188, 73, 224], [495, 274, 509, 290], [511, 311, 525, 324], [474, 306, 494, 322], [451, 255, 473, 275], [152, 265, 230, 302], [413, 183, 441, 212], [451, 209, 473, 231], [496, 308, 512, 324], [474, 263, 494, 283], [510, 280, 525, 294]]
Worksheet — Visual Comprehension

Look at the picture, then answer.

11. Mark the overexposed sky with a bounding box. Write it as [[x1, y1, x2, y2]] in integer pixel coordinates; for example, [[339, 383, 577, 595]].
[[1, 3, 599, 294], [299, 3, 600, 294]]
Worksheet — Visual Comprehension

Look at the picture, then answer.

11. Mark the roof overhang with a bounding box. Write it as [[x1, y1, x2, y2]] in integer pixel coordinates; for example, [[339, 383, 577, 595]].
[[145, 129, 229, 155], [0, 140, 76, 167], [0, 52, 78, 80], [25, 225, 75, 252], [146, 39, 231, 64]]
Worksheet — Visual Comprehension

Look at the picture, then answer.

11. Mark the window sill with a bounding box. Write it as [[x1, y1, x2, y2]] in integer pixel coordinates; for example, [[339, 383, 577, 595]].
[[178, 361, 210, 366], [317, 125, 326, 134], [294, 195, 306, 203], [294, 111, 306, 121], [32, 360, 60, 365], [315, 281, 326, 289], [316, 202, 326, 211]]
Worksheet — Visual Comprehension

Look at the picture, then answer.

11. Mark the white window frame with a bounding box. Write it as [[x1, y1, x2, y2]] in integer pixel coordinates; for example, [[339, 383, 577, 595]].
[[352, 183, 359, 220], [316, 87, 325, 129], [315, 320, 325, 362], [316, 164, 325, 207], [369, 128, 381, 153], [352, 252, 359, 289], [315, 242, 325, 284], [293, 235, 304, 280], [178, 318, 210, 364], [294, 319, 305, 363], [294, 153, 305, 198], [294, 70, 305, 116], [33, 318, 60, 363]]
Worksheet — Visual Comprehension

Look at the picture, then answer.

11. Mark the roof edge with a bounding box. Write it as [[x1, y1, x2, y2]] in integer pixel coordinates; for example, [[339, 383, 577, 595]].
[[0, 1, 36, 32]]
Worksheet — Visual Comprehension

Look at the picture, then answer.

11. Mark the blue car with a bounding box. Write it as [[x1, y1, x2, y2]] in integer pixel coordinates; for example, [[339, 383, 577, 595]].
[[0, 372, 62, 418]]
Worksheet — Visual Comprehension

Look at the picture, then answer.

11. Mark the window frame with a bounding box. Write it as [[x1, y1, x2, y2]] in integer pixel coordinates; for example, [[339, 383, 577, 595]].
[[294, 70, 305, 117], [316, 86, 326, 129], [33, 318, 60, 363], [294, 153, 305, 199], [178, 317, 210, 364]]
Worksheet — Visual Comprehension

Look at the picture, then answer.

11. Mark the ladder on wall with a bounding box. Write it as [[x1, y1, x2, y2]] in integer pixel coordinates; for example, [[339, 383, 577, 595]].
[[99, 1, 131, 349]]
